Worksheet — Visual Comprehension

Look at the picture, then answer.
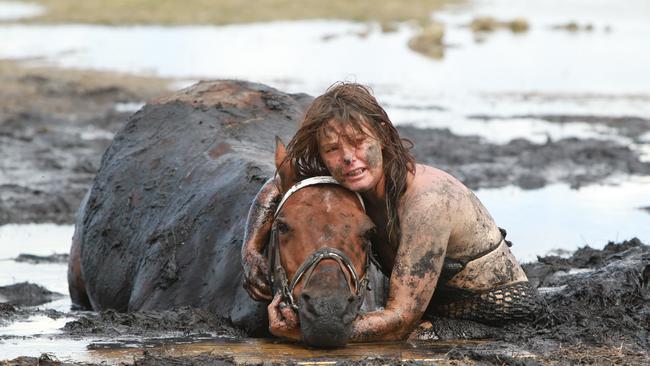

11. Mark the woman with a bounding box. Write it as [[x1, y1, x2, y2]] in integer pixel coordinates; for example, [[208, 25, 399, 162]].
[[241, 82, 538, 341]]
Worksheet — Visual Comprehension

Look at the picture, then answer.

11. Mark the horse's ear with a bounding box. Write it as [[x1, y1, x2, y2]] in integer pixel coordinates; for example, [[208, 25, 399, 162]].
[[275, 137, 297, 193]]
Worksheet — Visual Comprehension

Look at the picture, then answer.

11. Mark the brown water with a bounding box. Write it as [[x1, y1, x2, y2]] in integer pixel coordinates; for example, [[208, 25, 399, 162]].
[[86, 338, 494, 364]]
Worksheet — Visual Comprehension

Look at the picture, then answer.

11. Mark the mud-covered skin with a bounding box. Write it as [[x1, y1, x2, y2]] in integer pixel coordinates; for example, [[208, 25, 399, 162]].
[[319, 121, 385, 194], [347, 165, 528, 342], [241, 177, 281, 301], [69, 80, 312, 335]]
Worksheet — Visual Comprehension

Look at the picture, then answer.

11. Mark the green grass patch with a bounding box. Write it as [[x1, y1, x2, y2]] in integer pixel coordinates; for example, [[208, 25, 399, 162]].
[[16, 0, 457, 25]]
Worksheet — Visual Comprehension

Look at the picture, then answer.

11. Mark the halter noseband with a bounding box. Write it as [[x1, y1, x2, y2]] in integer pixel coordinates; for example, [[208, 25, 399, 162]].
[[268, 176, 370, 312]]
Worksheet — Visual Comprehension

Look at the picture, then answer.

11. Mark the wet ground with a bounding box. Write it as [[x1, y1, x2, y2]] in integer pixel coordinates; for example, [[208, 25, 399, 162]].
[[1, 238, 648, 364], [1, 0, 649, 364]]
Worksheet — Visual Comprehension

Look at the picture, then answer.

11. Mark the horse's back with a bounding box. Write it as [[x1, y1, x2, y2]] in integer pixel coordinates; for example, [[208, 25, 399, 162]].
[[74, 80, 311, 333]]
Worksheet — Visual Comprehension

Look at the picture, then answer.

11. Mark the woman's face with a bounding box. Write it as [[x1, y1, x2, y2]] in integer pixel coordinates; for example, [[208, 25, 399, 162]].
[[318, 119, 384, 194]]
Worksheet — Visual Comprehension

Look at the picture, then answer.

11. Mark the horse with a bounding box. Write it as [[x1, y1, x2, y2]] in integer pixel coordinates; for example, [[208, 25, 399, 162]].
[[67, 80, 386, 346]]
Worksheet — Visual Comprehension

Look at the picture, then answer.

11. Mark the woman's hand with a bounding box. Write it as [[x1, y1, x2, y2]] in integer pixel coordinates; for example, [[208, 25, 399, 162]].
[[242, 250, 272, 301], [268, 294, 301, 341]]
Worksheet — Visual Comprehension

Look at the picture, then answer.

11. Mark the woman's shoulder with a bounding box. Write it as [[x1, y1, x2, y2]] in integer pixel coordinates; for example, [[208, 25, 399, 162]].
[[401, 164, 470, 208]]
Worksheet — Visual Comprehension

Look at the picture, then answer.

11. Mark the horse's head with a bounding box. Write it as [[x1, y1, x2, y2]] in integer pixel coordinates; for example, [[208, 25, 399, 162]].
[[270, 138, 375, 347]]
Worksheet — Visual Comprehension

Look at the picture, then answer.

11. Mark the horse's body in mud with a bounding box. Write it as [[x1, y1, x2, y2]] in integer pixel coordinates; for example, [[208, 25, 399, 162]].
[[67, 80, 384, 341]]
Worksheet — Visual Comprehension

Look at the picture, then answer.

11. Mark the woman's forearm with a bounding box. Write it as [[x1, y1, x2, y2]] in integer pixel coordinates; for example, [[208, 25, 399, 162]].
[[349, 308, 413, 342], [241, 177, 281, 256]]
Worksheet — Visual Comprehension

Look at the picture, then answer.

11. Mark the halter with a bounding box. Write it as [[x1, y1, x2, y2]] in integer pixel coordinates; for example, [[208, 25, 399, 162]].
[[268, 176, 371, 312]]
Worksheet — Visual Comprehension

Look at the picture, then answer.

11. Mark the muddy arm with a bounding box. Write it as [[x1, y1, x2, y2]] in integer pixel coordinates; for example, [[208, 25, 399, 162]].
[[350, 193, 453, 341], [241, 177, 281, 301]]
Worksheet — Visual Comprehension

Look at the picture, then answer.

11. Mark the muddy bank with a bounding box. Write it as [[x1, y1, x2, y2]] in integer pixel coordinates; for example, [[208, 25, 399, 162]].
[[0, 282, 63, 307], [1, 238, 642, 364], [469, 113, 650, 141], [400, 126, 650, 190], [1, 67, 648, 225], [0, 60, 170, 225], [414, 238, 650, 364], [14, 253, 69, 264], [63, 307, 244, 339]]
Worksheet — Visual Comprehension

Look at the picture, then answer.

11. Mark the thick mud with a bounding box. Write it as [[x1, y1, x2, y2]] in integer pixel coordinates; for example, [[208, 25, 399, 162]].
[[1, 239, 648, 364], [0, 282, 63, 307], [0, 61, 169, 225], [400, 126, 650, 190], [1, 63, 649, 225]]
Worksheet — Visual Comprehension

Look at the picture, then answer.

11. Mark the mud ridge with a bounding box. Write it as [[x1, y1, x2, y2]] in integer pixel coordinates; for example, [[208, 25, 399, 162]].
[[0, 282, 64, 307], [63, 307, 245, 339], [399, 126, 650, 190], [469, 113, 650, 140], [14, 253, 69, 264]]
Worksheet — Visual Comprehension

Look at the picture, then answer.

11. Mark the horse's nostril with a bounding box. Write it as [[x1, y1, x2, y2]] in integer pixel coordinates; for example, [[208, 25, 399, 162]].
[[347, 295, 355, 303], [301, 292, 318, 316]]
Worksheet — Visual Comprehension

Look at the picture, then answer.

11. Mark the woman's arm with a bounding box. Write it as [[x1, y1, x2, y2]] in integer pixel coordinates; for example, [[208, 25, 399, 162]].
[[350, 191, 453, 341], [241, 177, 281, 301]]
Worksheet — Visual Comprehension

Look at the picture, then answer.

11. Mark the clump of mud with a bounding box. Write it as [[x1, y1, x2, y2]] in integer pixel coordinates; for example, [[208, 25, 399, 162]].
[[63, 307, 245, 339], [469, 16, 529, 33], [14, 253, 69, 264], [515, 238, 650, 350], [0, 282, 63, 307], [416, 238, 649, 364], [408, 21, 446, 59]]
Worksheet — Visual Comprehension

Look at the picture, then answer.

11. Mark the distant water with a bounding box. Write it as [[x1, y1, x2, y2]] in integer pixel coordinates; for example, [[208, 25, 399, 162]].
[[0, 1, 43, 20]]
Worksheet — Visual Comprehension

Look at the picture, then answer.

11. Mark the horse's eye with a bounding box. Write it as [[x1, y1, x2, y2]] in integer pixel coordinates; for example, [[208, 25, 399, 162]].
[[362, 227, 376, 241], [275, 221, 290, 234]]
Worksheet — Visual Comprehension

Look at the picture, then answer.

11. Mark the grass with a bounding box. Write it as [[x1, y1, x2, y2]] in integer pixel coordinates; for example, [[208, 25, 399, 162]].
[[15, 0, 456, 25]]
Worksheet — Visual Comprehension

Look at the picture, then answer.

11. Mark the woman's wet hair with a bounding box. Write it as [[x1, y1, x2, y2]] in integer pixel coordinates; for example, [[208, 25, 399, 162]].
[[284, 82, 415, 244]]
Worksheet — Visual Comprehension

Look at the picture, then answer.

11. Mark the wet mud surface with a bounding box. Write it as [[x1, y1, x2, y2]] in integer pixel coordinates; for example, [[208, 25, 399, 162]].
[[1, 235, 648, 363], [1, 62, 649, 225], [0, 61, 170, 225]]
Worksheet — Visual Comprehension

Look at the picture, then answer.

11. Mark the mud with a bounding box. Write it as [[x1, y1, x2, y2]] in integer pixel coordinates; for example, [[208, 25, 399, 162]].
[[399, 126, 650, 189], [1, 65, 649, 227], [469, 113, 650, 141], [0, 61, 170, 225], [14, 253, 69, 264], [63, 307, 244, 338], [0, 282, 63, 307]]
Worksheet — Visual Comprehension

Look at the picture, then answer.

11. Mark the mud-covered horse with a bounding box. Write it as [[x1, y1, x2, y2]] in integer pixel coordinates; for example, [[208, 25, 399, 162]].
[[67, 80, 385, 342]]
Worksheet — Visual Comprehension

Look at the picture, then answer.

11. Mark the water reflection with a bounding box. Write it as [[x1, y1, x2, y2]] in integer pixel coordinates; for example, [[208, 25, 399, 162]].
[[477, 176, 650, 262]]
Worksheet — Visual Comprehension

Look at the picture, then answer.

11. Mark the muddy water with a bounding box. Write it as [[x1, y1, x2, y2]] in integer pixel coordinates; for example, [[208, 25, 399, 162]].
[[88, 338, 492, 364]]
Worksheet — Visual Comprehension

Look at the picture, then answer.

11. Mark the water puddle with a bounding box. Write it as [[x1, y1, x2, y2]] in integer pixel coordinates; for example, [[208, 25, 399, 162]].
[[477, 176, 650, 262], [0, 1, 43, 21], [0, 336, 491, 364], [87, 338, 491, 364]]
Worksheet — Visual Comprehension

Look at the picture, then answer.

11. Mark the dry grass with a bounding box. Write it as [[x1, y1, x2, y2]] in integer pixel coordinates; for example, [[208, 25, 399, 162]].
[[14, 0, 457, 25]]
